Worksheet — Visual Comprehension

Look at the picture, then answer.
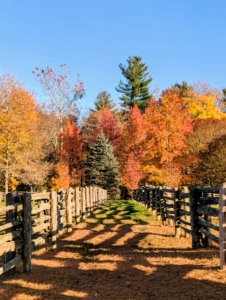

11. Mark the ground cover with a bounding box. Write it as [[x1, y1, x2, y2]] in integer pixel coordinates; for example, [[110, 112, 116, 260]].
[[0, 200, 225, 300]]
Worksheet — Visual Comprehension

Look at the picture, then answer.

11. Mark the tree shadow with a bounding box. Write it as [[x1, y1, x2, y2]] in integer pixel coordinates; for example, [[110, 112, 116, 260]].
[[0, 200, 224, 300]]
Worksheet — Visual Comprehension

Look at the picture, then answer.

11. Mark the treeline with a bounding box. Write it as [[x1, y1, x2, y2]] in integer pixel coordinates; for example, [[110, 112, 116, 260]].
[[1, 57, 226, 196]]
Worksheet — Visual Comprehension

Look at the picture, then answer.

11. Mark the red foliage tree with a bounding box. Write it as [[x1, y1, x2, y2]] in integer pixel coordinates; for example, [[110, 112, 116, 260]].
[[120, 152, 144, 191], [59, 119, 83, 186], [118, 105, 146, 192], [93, 108, 122, 150]]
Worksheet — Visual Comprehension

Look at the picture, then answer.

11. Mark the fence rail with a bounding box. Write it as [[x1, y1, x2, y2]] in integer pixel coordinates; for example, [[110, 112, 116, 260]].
[[0, 186, 107, 275], [133, 184, 226, 269]]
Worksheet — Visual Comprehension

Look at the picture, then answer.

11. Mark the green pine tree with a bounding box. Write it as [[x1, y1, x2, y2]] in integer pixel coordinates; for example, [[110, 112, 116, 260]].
[[116, 56, 152, 112], [85, 133, 120, 199], [173, 81, 190, 98], [94, 91, 116, 111]]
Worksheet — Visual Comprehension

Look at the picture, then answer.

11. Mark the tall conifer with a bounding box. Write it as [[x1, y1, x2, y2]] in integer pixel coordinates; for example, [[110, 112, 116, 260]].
[[116, 56, 152, 112]]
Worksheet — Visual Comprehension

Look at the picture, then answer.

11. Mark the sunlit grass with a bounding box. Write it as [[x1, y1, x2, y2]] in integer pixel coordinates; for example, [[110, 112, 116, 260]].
[[89, 200, 154, 225]]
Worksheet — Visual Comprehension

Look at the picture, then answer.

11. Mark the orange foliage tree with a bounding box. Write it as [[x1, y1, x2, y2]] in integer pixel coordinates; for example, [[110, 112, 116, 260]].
[[118, 105, 146, 192], [49, 161, 70, 190], [143, 89, 193, 187]]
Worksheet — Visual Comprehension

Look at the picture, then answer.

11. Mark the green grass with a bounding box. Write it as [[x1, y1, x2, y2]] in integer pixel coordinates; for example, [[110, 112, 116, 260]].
[[91, 200, 153, 225]]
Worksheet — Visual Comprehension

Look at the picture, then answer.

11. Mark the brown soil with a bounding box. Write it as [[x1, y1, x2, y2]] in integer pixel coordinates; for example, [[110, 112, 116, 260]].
[[0, 201, 226, 300]]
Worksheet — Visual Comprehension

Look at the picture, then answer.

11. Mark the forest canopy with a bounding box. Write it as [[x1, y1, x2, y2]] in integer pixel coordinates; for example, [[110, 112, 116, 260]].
[[1, 58, 225, 196]]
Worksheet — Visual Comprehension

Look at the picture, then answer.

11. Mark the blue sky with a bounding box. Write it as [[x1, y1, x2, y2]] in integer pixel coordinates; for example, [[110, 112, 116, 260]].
[[0, 0, 225, 115]]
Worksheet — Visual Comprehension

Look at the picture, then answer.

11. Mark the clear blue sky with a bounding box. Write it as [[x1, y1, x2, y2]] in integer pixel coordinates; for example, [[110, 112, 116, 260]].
[[0, 0, 225, 114]]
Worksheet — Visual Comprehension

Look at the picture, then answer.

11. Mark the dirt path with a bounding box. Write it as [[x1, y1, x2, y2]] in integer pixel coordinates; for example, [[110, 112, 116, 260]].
[[0, 200, 226, 300]]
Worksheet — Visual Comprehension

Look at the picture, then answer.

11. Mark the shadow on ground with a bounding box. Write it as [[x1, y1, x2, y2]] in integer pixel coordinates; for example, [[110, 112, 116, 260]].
[[0, 200, 225, 300]]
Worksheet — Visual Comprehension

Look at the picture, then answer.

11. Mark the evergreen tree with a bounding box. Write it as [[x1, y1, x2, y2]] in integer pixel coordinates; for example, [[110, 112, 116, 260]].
[[173, 81, 190, 99], [85, 133, 120, 199], [94, 91, 116, 111], [116, 56, 152, 112]]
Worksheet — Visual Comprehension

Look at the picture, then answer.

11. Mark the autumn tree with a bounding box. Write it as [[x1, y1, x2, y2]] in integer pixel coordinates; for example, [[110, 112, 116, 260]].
[[143, 89, 193, 186], [33, 64, 85, 157], [120, 152, 144, 192], [182, 81, 225, 119], [49, 160, 70, 190], [93, 108, 122, 151], [85, 133, 120, 199], [116, 56, 152, 112], [0, 74, 40, 193], [118, 105, 146, 192], [81, 107, 122, 154], [184, 118, 226, 184], [60, 119, 83, 186], [191, 135, 226, 186]]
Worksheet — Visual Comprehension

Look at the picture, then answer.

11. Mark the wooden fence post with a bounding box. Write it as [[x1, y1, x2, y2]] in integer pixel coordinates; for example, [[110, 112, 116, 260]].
[[75, 187, 81, 224], [22, 192, 32, 273], [85, 187, 90, 216], [89, 187, 93, 211], [4, 192, 17, 274], [203, 188, 212, 247], [152, 188, 157, 217], [158, 187, 164, 222], [81, 188, 86, 220], [50, 191, 58, 250], [174, 188, 180, 238], [93, 187, 96, 206], [66, 188, 73, 233], [190, 186, 199, 248], [219, 182, 226, 269], [183, 186, 190, 238]]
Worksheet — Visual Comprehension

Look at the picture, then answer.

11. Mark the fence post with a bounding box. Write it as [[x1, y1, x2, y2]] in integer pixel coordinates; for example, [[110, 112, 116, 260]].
[[183, 186, 190, 238], [219, 182, 226, 269], [50, 191, 58, 250], [174, 188, 180, 238], [190, 186, 199, 248], [4, 192, 17, 274], [66, 188, 73, 233], [89, 187, 93, 211], [81, 188, 86, 220], [75, 187, 81, 224], [85, 187, 90, 216], [159, 188, 165, 223], [22, 192, 32, 273], [203, 188, 212, 247]]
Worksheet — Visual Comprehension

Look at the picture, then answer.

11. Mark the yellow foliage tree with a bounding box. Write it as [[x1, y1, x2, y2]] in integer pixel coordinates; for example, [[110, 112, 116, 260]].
[[0, 74, 39, 192], [182, 82, 225, 119]]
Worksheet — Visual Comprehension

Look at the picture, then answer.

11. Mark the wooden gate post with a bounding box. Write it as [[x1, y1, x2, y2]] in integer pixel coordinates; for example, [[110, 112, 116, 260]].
[[50, 191, 58, 250], [190, 186, 199, 248], [219, 182, 226, 269], [22, 193, 32, 273]]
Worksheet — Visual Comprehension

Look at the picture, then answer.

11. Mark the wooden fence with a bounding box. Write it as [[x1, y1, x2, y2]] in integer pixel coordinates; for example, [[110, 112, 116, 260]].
[[133, 184, 226, 269], [0, 186, 107, 275]]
